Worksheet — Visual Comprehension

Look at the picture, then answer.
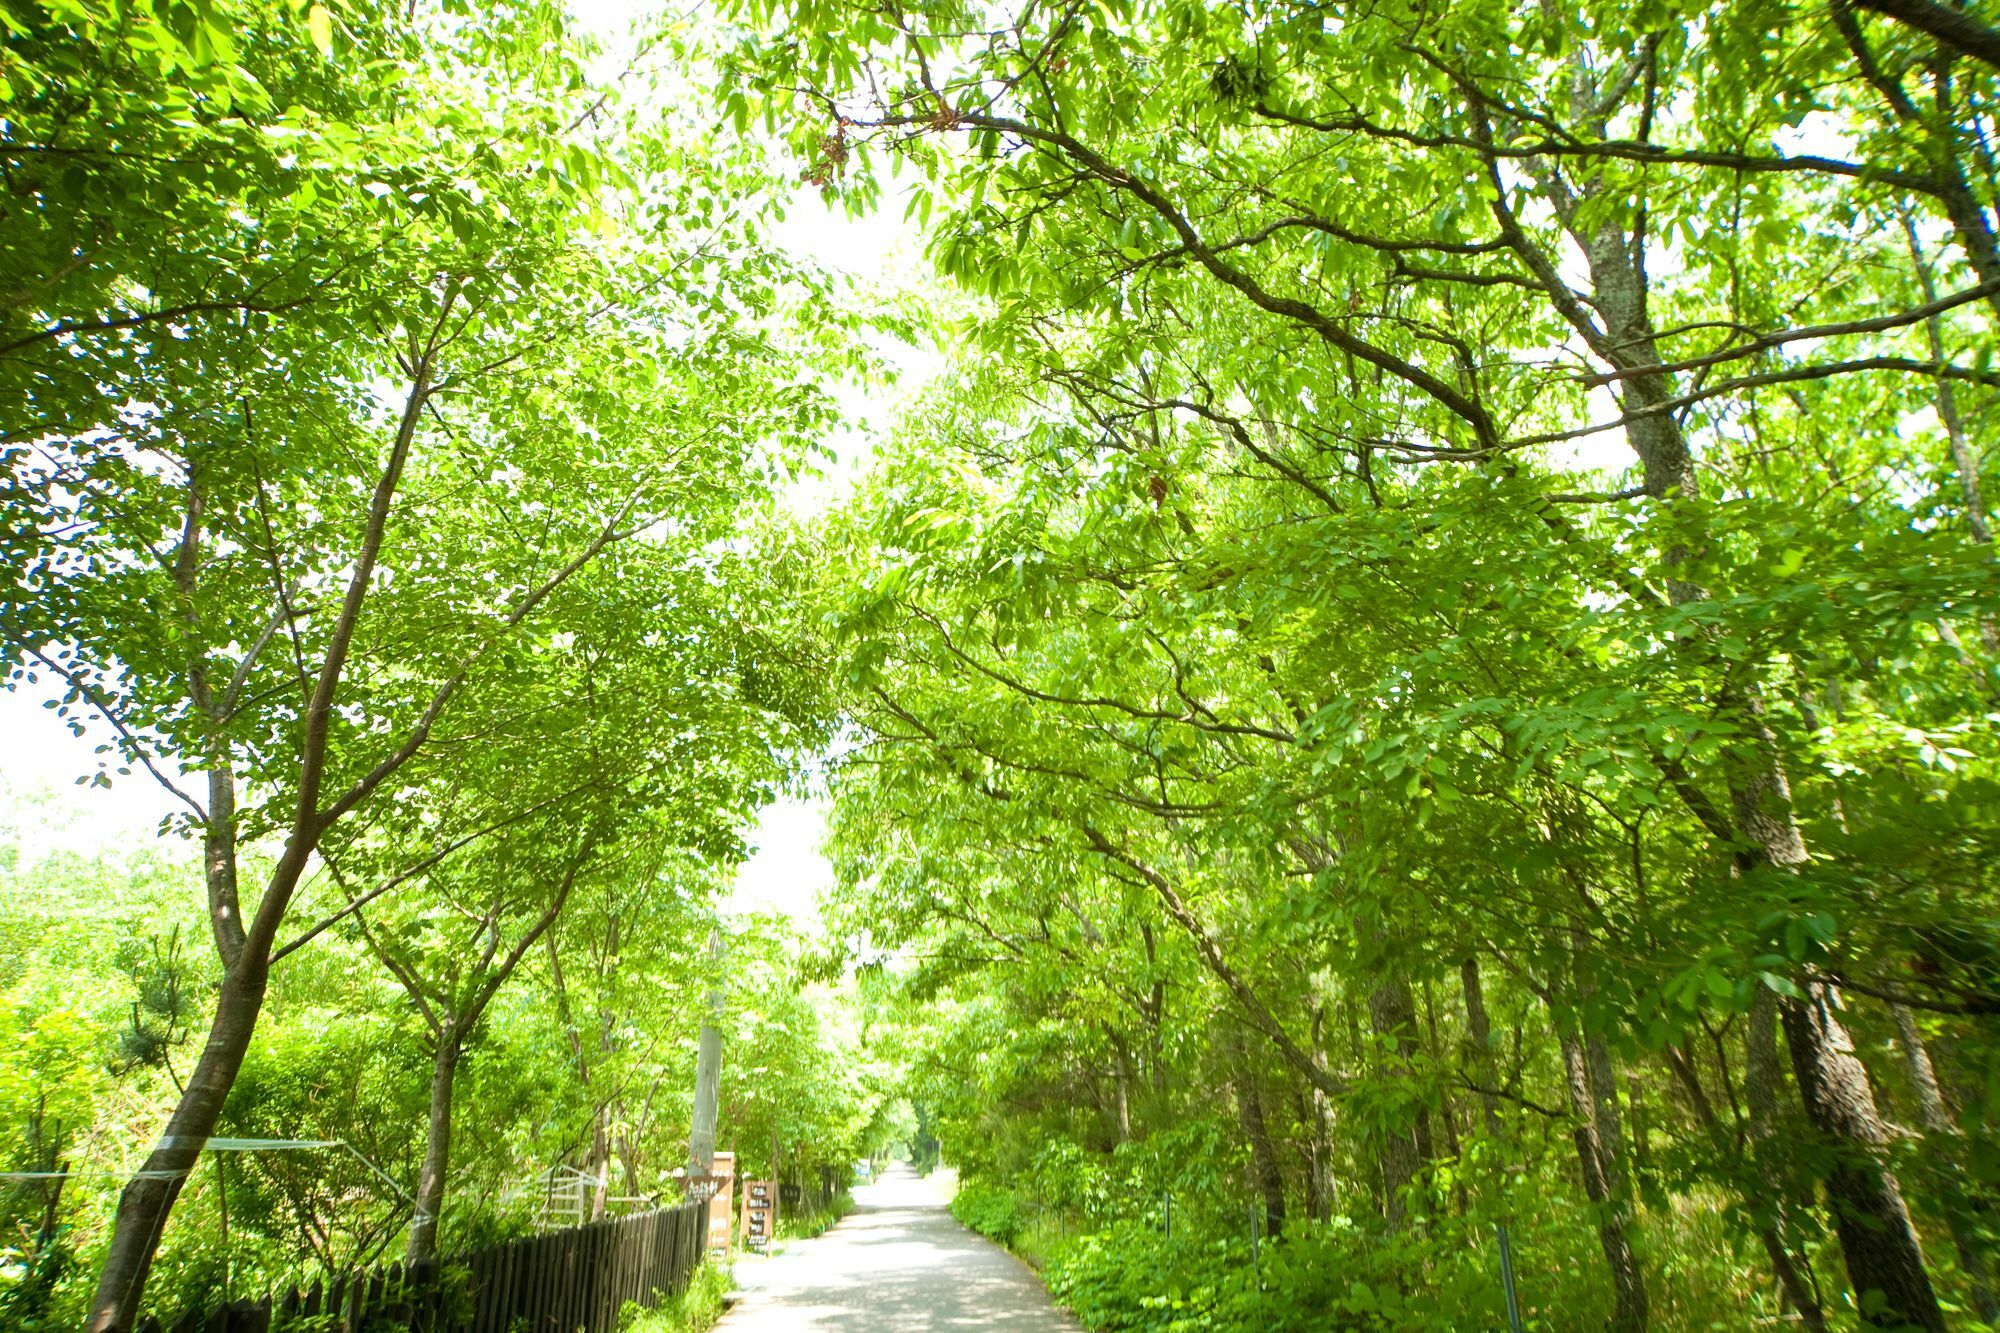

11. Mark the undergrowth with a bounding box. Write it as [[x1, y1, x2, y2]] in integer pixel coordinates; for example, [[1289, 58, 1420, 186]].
[[616, 1261, 732, 1333], [949, 1173, 1830, 1331], [780, 1191, 854, 1242]]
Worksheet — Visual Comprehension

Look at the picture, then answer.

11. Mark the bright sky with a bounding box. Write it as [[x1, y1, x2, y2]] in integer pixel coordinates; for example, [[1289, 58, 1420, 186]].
[[0, 691, 185, 861]]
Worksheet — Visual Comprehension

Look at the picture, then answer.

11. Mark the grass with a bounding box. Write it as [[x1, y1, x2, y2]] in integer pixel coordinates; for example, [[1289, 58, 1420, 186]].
[[616, 1261, 733, 1333], [779, 1191, 854, 1243]]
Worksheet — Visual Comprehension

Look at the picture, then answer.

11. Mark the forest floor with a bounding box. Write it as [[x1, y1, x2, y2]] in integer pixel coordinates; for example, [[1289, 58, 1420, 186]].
[[713, 1163, 1081, 1332]]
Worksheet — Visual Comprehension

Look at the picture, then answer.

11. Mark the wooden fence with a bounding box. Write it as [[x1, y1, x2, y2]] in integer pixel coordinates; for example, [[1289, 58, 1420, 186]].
[[138, 1197, 710, 1333]]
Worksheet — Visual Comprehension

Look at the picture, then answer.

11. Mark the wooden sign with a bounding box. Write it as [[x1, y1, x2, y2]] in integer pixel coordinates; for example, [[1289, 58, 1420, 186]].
[[741, 1178, 778, 1253], [684, 1150, 735, 1256]]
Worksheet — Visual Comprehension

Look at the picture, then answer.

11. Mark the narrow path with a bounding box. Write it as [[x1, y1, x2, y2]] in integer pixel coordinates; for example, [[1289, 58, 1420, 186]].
[[715, 1163, 1082, 1332]]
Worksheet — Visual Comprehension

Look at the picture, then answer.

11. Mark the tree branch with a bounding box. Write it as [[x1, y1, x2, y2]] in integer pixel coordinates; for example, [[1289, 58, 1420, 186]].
[[1856, 0, 2000, 72], [1080, 823, 1346, 1101]]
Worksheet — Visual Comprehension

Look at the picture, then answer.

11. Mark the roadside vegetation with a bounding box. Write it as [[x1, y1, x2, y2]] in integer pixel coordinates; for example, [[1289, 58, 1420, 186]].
[[616, 1263, 735, 1333]]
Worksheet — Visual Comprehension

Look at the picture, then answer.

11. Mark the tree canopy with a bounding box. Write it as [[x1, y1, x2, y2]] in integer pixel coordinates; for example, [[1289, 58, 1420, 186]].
[[8, 0, 2000, 1329], [718, 0, 2000, 1327]]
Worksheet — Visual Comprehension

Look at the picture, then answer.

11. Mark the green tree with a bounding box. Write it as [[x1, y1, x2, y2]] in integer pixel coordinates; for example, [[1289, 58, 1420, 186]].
[[4, 2, 843, 1322], [719, 0, 2000, 1325]]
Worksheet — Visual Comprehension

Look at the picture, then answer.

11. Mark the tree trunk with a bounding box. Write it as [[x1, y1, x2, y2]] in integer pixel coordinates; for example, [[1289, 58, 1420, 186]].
[[1230, 1028, 1286, 1239], [1461, 959, 1527, 1333], [588, 1103, 612, 1222], [1306, 1000, 1338, 1222], [1312, 1093, 1339, 1222], [1556, 916, 1647, 1331], [1412, 1103, 1437, 1178], [616, 1124, 644, 1199], [688, 927, 725, 1174], [1524, 73, 1929, 1323], [1109, 1031, 1135, 1145], [407, 1030, 461, 1264], [1140, 923, 1167, 1101], [1490, 47, 1941, 1326], [1423, 980, 1466, 1211], [1369, 976, 1422, 1229], [1624, 1073, 1650, 1179], [1584, 1033, 1633, 1205], [1559, 1032, 1649, 1333], [1782, 987, 1944, 1332], [1705, 465, 1941, 1333], [203, 764, 245, 970], [1898, 209, 2000, 656], [1460, 960, 1504, 1142], [1718, 725, 1933, 1329], [1743, 989, 1831, 1333], [20, 1164, 67, 1319], [88, 357, 449, 1329], [86, 960, 270, 1331], [1891, 1004, 1996, 1324]]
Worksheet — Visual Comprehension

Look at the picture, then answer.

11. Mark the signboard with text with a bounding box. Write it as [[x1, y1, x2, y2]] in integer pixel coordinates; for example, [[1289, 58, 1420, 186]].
[[741, 1178, 777, 1253], [684, 1150, 735, 1256]]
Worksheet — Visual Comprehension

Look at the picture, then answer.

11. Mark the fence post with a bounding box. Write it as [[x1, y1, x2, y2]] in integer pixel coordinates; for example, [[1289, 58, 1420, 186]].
[[611, 1217, 627, 1329], [664, 1202, 682, 1297], [562, 1226, 581, 1332], [527, 1235, 542, 1332], [575, 1222, 593, 1333], [1494, 1221, 1525, 1333], [631, 1211, 648, 1310], [578, 1221, 596, 1331], [645, 1208, 660, 1304], [464, 1247, 485, 1332], [483, 1242, 505, 1332], [611, 1215, 628, 1322], [504, 1239, 521, 1331], [543, 1231, 559, 1333], [527, 1235, 547, 1333], [671, 1205, 685, 1291], [624, 1214, 639, 1320], [595, 1218, 613, 1330], [668, 1205, 680, 1293], [403, 1257, 434, 1331], [647, 1209, 662, 1303]]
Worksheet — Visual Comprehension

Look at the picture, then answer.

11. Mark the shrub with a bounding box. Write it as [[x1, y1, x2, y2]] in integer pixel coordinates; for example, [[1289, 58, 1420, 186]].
[[951, 1179, 1025, 1247], [1043, 1214, 1535, 1332]]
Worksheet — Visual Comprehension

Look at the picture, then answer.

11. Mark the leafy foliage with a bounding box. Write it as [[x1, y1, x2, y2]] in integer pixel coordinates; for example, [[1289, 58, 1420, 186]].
[[711, 0, 2000, 1326], [13, 0, 2000, 1327]]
